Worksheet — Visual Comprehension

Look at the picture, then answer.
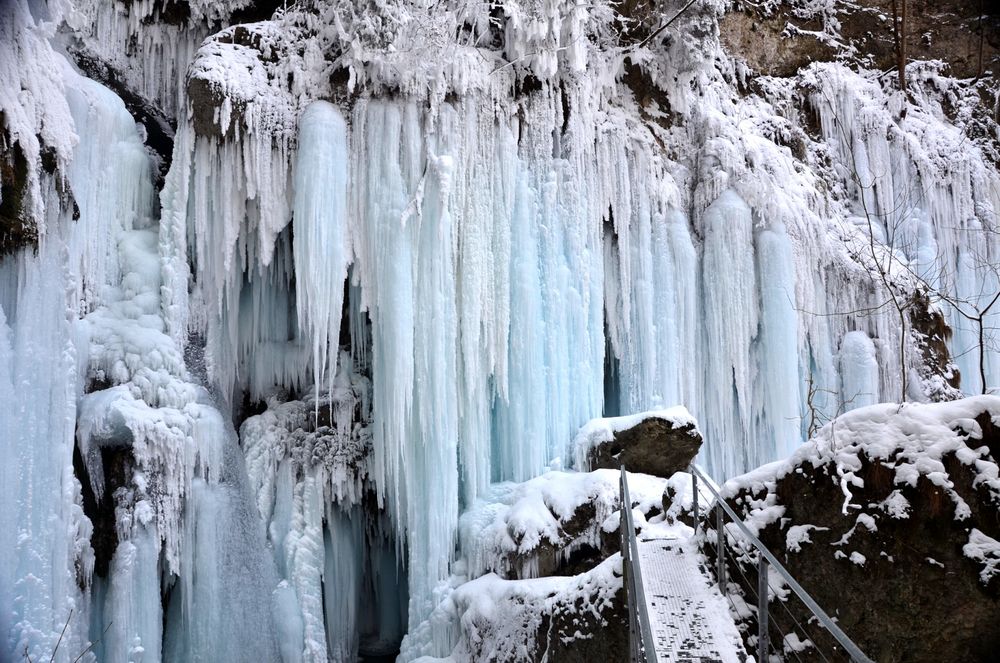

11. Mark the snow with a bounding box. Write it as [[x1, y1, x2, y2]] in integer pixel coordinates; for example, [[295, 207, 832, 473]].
[[723, 397, 1000, 520], [428, 554, 624, 662], [785, 524, 829, 553], [963, 529, 1000, 585]]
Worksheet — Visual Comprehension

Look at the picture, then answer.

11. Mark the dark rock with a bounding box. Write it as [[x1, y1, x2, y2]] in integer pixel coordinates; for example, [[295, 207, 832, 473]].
[[500, 500, 619, 580], [711, 402, 1000, 662], [586, 415, 703, 479], [909, 289, 962, 400], [456, 562, 629, 663], [539, 583, 628, 663], [187, 75, 243, 140], [721, 0, 1000, 80], [73, 432, 135, 579], [0, 123, 37, 256]]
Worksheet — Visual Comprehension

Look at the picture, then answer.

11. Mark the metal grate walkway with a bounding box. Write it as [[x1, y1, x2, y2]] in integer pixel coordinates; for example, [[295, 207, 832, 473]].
[[637, 536, 746, 663]]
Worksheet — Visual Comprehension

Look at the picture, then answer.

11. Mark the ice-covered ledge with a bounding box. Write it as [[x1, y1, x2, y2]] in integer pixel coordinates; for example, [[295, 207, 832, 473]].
[[573, 407, 703, 477]]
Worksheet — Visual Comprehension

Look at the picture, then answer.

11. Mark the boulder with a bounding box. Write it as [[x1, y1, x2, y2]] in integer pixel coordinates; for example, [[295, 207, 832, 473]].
[[460, 469, 667, 580], [574, 407, 703, 478]]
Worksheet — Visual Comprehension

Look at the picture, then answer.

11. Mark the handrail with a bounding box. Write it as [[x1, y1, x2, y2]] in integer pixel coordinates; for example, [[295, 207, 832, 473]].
[[620, 466, 658, 663], [689, 463, 875, 663]]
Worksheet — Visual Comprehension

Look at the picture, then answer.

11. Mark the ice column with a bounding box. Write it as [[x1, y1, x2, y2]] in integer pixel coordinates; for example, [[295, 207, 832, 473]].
[[292, 101, 351, 399], [839, 330, 879, 410], [754, 224, 802, 459], [700, 190, 758, 477]]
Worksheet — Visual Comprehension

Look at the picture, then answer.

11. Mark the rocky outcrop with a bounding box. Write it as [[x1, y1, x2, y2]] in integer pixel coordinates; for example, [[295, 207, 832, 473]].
[[460, 469, 667, 580], [721, 0, 1000, 80], [446, 555, 628, 663], [712, 397, 1000, 662], [574, 408, 703, 478], [909, 289, 962, 400], [0, 127, 35, 255]]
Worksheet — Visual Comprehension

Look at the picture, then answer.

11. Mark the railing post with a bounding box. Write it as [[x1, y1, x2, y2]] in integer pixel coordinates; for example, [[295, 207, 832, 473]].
[[758, 554, 770, 662], [690, 464, 874, 663], [691, 467, 699, 531], [716, 504, 727, 595], [621, 468, 638, 662]]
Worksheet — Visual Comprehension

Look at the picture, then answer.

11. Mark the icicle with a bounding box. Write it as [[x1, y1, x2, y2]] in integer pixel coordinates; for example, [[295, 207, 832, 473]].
[[700, 189, 758, 477], [292, 101, 351, 402], [840, 331, 879, 410]]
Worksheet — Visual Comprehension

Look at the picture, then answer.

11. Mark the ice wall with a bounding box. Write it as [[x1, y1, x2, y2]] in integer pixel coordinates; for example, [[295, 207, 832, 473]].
[[0, 224, 92, 663], [806, 64, 1000, 398], [1, 5, 284, 660]]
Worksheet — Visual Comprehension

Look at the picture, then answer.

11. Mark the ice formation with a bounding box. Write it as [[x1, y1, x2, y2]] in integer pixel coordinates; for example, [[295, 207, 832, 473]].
[[2, 0, 1000, 661]]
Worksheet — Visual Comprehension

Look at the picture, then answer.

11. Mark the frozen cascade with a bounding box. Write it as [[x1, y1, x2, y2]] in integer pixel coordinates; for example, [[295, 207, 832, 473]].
[[700, 190, 758, 475], [754, 224, 803, 459], [806, 64, 1000, 397], [5, 1, 1000, 661], [162, 429, 282, 663], [1, 13, 284, 660], [840, 331, 880, 411], [0, 232, 92, 663], [167, 57, 1000, 659]]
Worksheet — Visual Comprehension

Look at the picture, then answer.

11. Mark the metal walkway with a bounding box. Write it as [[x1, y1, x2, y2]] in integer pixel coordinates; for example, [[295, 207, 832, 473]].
[[638, 536, 745, 662], [620, 465, 874, 663]]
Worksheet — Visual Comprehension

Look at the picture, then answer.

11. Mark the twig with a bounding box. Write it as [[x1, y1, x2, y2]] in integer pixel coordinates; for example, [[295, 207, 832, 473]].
[[50, 609, 72, 663], [629, 0, 698, 52], [71, 622, 113, 663]]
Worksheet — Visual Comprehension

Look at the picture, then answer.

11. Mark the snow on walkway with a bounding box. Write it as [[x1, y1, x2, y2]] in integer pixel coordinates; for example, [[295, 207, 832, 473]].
[[638, 531, 747, 663]]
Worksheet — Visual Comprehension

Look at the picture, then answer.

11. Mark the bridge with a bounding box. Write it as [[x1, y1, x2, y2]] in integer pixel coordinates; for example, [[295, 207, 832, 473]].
[[619, 466, 875, 663]]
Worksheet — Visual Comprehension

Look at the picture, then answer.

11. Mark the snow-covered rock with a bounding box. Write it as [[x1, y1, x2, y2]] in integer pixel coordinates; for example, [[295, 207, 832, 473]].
[[715, 397, 1000, 662], [574, 407, 703, 477], [459, 468, 667, 580]]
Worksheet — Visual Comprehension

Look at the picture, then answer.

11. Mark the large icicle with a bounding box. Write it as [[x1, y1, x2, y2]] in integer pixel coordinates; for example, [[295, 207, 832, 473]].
[[292, 101, 351, 399]]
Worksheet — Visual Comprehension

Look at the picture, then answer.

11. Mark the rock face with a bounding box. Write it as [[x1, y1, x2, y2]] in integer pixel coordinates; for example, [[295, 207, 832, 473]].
[[0, 131, 34, 255], [714, 397, 1000, 663], [575, 408, 703, 478], [721, 0, 1000, 80]]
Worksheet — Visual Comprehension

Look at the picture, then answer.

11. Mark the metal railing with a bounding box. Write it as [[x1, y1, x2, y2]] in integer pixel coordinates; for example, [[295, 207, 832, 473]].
[[619, 466, 658, 663], [690, 464, 874, 663]]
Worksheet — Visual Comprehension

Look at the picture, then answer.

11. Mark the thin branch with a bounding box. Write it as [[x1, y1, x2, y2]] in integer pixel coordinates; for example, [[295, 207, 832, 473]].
[[629, 0, 697, 52], [71, 622, 113, 663], [50, 609, 72, 663]]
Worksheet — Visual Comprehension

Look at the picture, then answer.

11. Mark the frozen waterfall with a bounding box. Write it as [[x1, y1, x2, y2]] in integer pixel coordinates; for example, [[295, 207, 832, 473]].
[[2, 0, 1000, 661]]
